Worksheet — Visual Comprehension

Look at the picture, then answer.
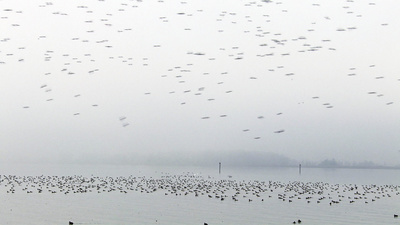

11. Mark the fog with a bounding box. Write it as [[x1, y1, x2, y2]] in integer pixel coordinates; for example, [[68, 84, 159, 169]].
[[1, 0, 400, 167]]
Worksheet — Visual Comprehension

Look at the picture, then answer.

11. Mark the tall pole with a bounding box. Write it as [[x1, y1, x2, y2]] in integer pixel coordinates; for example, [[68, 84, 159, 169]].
[[219, 162, 221, 174], [299, 163, 301, 175]]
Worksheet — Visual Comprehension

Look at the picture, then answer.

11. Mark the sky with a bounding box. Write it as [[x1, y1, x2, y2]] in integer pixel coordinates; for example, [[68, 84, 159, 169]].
[[1, 0, 399, 166]]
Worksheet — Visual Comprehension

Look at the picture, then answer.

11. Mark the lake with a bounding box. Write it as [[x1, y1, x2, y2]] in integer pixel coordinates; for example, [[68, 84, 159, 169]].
[[0, 164, 399, 225]]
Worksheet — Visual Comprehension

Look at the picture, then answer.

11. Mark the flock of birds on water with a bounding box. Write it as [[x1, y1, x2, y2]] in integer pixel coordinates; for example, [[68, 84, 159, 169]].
[[1, 0, 399, 144], [1, 173, 399, 224], [1, 173, 398, 205], [0, 173, 400, 205]]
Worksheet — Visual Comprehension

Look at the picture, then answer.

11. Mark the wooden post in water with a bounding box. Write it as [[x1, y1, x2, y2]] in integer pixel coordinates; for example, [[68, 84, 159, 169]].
[[219, 162, 221, 174], [299, 164, 301, 175]]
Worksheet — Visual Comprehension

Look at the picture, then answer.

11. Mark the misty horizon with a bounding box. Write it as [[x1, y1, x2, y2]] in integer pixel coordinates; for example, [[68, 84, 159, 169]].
[[1, 150, 399, 169]]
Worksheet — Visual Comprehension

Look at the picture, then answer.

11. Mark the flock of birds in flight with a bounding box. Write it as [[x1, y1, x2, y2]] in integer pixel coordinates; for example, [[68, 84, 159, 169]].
[[1, 0, 398, 141]]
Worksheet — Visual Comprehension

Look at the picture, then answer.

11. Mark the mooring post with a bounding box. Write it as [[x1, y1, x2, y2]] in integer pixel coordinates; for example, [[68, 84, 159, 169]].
[[219, 162, 221, 174]]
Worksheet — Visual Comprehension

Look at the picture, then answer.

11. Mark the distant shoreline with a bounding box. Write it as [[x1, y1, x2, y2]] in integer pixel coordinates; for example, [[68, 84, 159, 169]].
[[217, 164, 400, 170], [295, 165, 400, 170]]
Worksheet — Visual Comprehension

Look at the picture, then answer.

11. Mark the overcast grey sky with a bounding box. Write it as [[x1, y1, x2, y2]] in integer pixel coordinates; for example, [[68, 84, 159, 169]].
[[1, 0, 399, 166]]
